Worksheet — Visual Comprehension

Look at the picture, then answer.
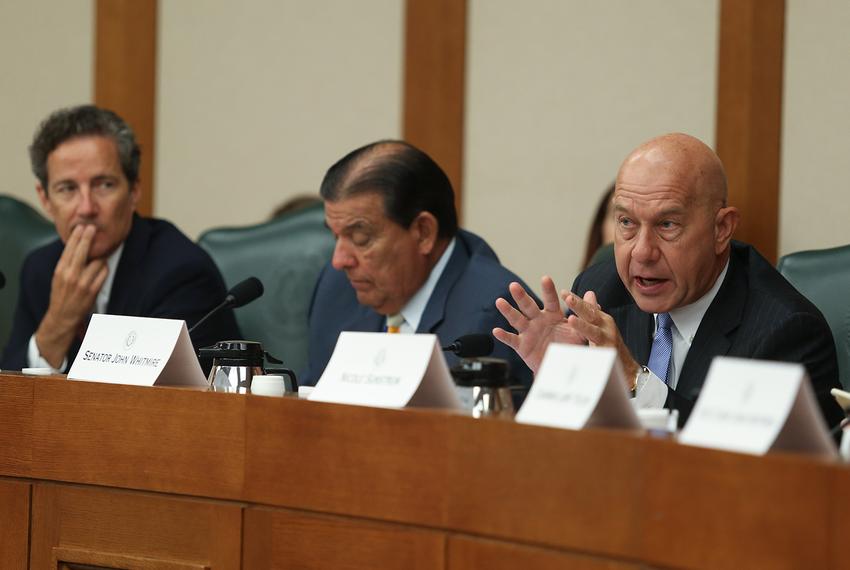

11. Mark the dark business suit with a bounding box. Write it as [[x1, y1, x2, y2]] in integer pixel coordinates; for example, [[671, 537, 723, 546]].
[[572, 241, 844, 428], [1, 215, 240, 371], [301, 229, 538, 391]]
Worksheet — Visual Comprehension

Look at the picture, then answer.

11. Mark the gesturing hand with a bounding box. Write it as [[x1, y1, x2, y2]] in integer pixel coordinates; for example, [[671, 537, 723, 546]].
[[563, 291, 641, 383], [35, 225, 108, 368], [493, 276, 584, 373]]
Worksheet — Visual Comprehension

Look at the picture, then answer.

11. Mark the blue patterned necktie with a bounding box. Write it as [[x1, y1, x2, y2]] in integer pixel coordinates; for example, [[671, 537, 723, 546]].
[[647, 312, 674, 384]]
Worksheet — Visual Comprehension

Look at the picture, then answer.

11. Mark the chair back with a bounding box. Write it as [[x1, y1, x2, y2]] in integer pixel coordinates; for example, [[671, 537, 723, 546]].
[[198, 203, 334, 373], [778, 244, 850, 389], [0, 195, 57, 349]]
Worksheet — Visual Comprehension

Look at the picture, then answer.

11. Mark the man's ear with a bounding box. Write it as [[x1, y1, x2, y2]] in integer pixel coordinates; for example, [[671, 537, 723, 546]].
[[411, 211, 439, 256], [130, 182, 141, 210], [35, 182, 54, 221], [714, 206, 740, 254]]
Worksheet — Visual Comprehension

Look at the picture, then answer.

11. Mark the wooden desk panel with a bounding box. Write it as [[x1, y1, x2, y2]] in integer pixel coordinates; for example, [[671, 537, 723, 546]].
[[830, 466, 850, 570], [447, 535, 645, 570], [0, 373, 847, 569], [30, 483, 242, 569], [244, 396, 456, 526], [0, 479, 30, 570], [243, 507, 445, 570], [444, 419, 643, 557], [31, 377, 245, 499], [0, 374, 34, 476], [641, 437, 833, 569]]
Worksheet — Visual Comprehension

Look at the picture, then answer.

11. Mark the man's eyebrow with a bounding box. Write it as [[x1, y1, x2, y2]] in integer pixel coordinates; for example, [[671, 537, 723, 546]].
[[50, 178, 76, 189]]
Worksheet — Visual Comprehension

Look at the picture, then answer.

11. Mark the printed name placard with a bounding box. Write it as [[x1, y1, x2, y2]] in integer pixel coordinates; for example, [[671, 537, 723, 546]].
[[516, 343, 641, 430], [309, 332, 462, 409], [679, 357, 836, 457], [68, 314, 207, 387]]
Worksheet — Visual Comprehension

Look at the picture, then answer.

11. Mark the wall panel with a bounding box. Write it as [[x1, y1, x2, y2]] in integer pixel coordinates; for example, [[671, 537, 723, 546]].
[[156, 0, 404, 238], [464, 0, 718, 291], [780, 0, 850, 256]]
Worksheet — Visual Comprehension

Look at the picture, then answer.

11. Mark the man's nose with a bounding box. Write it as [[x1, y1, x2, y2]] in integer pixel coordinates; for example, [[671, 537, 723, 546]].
[[76, 187, 98, 217], [331, 240, 356, 270], [631, 228, 660, 263]]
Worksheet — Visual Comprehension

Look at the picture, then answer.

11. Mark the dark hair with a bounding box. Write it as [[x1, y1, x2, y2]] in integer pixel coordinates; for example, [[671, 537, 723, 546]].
[[319, 140, 458, 239], [29, 104, 141, 189], [581, 183, 615, 269]]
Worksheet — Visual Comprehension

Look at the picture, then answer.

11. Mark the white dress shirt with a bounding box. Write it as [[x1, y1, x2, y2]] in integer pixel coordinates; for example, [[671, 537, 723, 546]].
[[384, 238, 456, 334], [27, 244, 125, 372], [633, 260, 729, 408]]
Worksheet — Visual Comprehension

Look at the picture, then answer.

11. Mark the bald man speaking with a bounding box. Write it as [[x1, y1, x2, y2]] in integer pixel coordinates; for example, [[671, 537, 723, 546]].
[[495, 133, 843, 428]]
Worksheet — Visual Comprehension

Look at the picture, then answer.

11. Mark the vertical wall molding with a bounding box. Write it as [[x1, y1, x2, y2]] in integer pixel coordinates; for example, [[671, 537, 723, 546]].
[[403, 0, 467, 219], [95, 0, 158, 217], [715, 0, 785, 262]]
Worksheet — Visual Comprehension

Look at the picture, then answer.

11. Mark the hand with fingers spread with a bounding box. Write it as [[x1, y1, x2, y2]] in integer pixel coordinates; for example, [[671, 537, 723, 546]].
[[34, 224, 108, 368], [563, 290, 641, 384], [493, 276, 584, 373]]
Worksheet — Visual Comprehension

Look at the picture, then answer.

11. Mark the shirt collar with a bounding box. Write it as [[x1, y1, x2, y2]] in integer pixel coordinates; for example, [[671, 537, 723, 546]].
[[95, 242, 125, 314], [397, 237, 456, 332], [662, 259, 729, 344]]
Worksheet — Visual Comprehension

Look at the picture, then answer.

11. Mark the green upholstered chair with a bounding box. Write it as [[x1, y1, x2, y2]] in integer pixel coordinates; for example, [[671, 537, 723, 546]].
[[0, 195, 57, 350], [778, 244, 850, 389], [198, 203, 334, 374]]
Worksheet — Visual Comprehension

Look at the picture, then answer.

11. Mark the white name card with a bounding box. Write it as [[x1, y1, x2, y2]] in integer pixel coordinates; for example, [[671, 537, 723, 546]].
[[68, 314, 207, 387], [516, 343, 641, 431], [309, 332, 462, 409], [679, 357, 836, 457]]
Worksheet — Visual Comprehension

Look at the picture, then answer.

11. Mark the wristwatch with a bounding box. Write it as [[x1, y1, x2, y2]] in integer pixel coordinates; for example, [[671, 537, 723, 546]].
[[631, 365, 650, 397]]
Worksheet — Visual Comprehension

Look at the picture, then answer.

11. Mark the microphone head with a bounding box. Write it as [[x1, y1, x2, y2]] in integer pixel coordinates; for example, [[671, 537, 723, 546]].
[[226, 277, 264, 308], [446, 333, 494, 358], [0, 270, 4, 290]]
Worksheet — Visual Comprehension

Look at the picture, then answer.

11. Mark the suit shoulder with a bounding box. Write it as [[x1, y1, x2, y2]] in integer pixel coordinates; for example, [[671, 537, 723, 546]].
[[143, 217, 218, 269]]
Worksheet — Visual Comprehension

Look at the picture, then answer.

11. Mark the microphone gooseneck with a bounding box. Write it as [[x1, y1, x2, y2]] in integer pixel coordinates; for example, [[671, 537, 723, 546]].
[[189, 276, 265, 335], [442, 333, 495, 358]]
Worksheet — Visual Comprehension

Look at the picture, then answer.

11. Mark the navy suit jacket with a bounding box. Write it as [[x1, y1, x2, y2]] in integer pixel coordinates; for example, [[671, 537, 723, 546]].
[[571, 241, 844, 428], [1, 215, 241, 371], [301, 230, 538, 390]]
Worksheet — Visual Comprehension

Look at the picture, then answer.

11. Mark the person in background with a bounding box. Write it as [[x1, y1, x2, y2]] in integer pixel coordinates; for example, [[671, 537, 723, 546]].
[[301, 139, 539, 391], [580, 183, 615, 269], [1, 105, 240, 372], [494, 133, 843, 428]]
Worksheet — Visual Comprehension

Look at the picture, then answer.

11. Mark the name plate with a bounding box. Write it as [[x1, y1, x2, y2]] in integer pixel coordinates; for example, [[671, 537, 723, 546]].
[[516, 343, 641, 430], [679, 357, 836, 457], [68, 314, 207, 387], [309, 332, 462, 409]]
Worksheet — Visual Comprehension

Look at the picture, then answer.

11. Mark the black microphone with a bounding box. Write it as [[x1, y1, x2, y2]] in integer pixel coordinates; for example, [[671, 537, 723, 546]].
[[442, 334, 494, 358], [189, 277, 264, 335], [224, 276, 264, 308], [0, 270, 5, 290]]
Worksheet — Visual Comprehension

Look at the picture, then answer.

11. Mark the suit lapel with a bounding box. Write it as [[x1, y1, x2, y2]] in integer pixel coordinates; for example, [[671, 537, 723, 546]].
[[614, 304, 654, 365], [106, 214, 149, 315], [417, 236, 469, 333], [677, 255, 746, 396]]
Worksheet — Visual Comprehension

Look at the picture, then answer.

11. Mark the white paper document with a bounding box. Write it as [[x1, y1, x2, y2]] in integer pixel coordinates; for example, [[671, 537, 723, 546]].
[[309, 332, 462, 409], [67, 314, 207, 387], [679, 357, 836, 457], [516, 343, 641, 431]]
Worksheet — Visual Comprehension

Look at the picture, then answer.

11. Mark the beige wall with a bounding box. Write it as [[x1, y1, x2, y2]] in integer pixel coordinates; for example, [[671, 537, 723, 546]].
[[780, 0, 850, 256], [463, 0, 719, 292], [155, 0, 404, 238], [0, 1, 93, 211], [3, 1, 849, 271]]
